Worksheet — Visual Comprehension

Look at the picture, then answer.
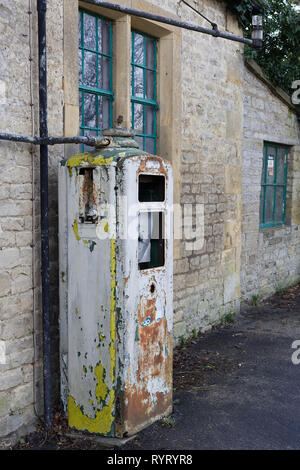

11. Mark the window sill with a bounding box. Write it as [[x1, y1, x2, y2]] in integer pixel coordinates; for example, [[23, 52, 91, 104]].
[[259, 222, 285, 230]]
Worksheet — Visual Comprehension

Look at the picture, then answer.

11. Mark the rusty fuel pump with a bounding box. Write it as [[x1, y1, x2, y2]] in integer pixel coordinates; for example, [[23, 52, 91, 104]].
[[59, 128, 173, 437]]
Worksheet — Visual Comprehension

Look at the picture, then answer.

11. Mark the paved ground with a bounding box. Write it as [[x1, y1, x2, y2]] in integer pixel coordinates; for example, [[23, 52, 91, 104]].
[[124, 284, 300, 450], [13, 283, 300, 450]]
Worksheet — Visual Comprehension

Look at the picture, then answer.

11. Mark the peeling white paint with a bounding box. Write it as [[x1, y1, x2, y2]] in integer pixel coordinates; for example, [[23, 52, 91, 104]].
[[59, 147, 173, 436]]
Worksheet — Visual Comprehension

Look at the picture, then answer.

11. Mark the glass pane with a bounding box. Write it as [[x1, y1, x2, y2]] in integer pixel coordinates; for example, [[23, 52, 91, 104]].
[[276, 148, 287, 184], [84, 93, 96, 128], [135, 135, 143, 150], [265, 186, 275, 224], [98, 55, 110, 90], [275, 187, 284, 223], [78, 49, 83, 84], [145, 106, 155, 136], [138, 212, 165, 270], [145, 70, 154, 100], [79, 92, 84, 127], [266, 147, 276, 184], [99, 21, 111, 55], [133, 66, 143, 98], [97, 96, 111, 129], [145, 138, 155, 155], [133, 103, 143, 133], [79, 12, 82, 46], [133, 33, 144, 65], [84, 51, 97, 87], [84, 13, 96, 50], [145, 37, 155, 69], [139, 175, 165, 202]]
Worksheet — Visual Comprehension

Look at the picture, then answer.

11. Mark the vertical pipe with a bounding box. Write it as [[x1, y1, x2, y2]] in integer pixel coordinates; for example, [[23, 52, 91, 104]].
[[37, 0, 51, 429]]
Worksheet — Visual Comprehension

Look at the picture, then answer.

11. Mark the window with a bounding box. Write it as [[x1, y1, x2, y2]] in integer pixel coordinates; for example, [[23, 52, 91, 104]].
[[260, 143, 288, 228], [138, 212, 165, 270], [78, 9, 113, 150], [131, 31, 158, 154]]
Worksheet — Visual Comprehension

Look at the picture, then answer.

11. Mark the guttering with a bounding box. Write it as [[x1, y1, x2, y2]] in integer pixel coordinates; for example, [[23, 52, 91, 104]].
[[82, 0, 255, 46]]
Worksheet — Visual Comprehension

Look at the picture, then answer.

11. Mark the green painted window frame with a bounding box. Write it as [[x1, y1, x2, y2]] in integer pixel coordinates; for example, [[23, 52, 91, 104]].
[[260, 142, 289, 228], [78, 8, 114, 150], [131, 30, 158, 154]]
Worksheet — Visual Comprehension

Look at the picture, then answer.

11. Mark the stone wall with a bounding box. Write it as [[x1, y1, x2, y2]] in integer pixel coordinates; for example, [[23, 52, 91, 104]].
[[241, 64, 300, 302], [0, 0, 64, 441], [171, 0, 244, 339]]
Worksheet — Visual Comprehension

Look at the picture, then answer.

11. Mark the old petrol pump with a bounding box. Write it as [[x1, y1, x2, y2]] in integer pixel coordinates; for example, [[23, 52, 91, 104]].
[[59, 128, 173, 437]]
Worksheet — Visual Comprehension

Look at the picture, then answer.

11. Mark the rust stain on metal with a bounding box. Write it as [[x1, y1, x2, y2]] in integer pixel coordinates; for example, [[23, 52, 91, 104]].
[[118, 290, 172, 435], [137, 156, 169, 179], [78, 168, 100, 224]]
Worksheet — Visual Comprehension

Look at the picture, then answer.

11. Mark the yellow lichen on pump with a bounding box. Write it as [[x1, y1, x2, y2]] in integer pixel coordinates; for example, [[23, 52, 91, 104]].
[[72, 219, 81, 241], [66, 153, 115, 168], [95, 363, 108, 404], [68, 391, 115, 435], [68, 362, 114, 435]]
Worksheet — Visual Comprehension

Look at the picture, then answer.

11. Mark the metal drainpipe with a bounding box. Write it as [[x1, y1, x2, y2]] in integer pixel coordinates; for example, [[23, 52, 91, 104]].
[[37, 0, 51, 430]]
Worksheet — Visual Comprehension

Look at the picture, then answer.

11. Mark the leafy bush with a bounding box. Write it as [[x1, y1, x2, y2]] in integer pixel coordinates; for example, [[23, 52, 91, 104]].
[[233, 0, 300, 96]]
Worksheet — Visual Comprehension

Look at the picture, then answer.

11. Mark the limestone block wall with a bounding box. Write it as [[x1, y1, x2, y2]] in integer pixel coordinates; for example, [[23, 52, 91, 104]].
[[162, 0, 244, 338], [0, 0, 64, 440], [241, 65, 300, 302]]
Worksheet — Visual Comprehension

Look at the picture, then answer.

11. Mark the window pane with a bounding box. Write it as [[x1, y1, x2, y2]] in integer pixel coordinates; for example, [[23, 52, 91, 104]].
[[145, 70, 154, 100], [276, 148, 286, 184], [138, 212, 165, 270], [99, 20, 111, 55], [133, 33, 144, 65], [264, 186, 275, 224], [98, 55, 111, 90], [145, 37, 155, 69], [84, 13, 96, 50], [139, 175, 165, 202], [78, 49, 83, 84], [133, 66, 144, 98], [79, 12, 82, 46], [133, 103, 143, 133], [97, 96, 111, 129], [145, 106, 155, 136], [131, 31, 157, 153], [260, 144, 288, 226], [79, 92, 84, 126], [145, 137, 155, 155], [135, 135, 143, 150], [79, 10, 113, 151], [266, 148, 276, 183], [84, 51, 97, 87], [84, 93, 96, 128], [275, 187, 284, 223]]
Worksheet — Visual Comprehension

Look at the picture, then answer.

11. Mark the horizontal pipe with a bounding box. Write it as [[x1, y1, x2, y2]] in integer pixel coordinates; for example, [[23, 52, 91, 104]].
[[0, 133, 110, 147], [83, 0, 254, 46]]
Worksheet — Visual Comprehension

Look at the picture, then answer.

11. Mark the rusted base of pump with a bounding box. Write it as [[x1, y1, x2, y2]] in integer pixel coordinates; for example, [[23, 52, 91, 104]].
[[65, 432, 137, 448]]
